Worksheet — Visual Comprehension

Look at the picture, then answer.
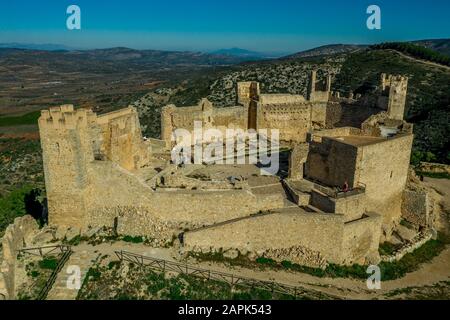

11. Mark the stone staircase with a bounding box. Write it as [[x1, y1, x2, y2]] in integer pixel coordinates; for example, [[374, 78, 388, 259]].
[[46, 250, 98, 300]]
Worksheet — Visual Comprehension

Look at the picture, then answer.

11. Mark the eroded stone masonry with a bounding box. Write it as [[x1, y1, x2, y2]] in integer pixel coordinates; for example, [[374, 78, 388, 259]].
[[36, 71, 430, 269]]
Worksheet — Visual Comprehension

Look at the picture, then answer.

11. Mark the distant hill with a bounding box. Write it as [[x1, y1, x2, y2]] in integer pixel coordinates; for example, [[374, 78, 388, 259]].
[[283, 39, 450, 60], [210, 48, 284, 60], [412, 39, 450, 56], [284, 44, 368, 59], [0, 46, 257, 66]]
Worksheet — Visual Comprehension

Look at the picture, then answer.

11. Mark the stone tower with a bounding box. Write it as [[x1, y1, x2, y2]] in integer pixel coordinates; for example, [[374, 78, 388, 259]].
[[161, 104, 175, 148], [307, 70, 317, 101], [38, 105, 96, 230], [307, 70, 331, 102], [380, 73, 409, 120], [236, 81, 260, 106], [387, 75, 408, 120]]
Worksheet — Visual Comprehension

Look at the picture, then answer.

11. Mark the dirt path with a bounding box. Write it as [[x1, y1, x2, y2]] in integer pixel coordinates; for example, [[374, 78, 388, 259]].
[[390, 49, 450, 72], [68, 240, 450, 300], [423, 177, 450, 212]]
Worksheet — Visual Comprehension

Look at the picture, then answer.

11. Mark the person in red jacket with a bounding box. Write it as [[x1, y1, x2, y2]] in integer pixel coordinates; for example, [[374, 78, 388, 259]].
[[343, 181, 349, 193]]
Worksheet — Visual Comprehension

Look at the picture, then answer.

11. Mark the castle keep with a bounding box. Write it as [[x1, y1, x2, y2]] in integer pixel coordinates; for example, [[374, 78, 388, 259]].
[[38, 71, 417, 268]]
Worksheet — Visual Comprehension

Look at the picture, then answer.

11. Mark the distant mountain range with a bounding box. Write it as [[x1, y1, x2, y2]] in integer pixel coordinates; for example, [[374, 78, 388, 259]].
[[0, 46, 256, 66], [284, 44, 368, 59], [209, 48, 284, 60], [284, 39, 450, 59], [1, 39, 449, 60], [412, 39, 450, 56]]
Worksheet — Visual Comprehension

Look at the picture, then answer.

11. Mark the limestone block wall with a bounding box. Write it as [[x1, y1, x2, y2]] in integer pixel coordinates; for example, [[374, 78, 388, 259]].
[[402, 189, 430, 227], [161, 101, 248, 146], [342, 212, 382, 265], [309, 127, 363, 142], [259, 94, 306, 105], [0, 216, 39, 300], [288, 143, 309, 180], [209, 106, 248, 133], [97, 107, 150, 171], [311, 103, 327, 127], [305, 137, 359, 188], [387, 76, 408, 121], [310, 190, 366, 222], [184, 208, 382, 267], [325, 102, 343, 127], [334, 193, 367, 222], [83, 161, 278, 240], [184, 210, 343, 267], [353, 134, 414, 229], [418, 162, 450, 175], [237, 82, 260, 105], [257, 103, 312, 142], [150, 190, 259, 226]]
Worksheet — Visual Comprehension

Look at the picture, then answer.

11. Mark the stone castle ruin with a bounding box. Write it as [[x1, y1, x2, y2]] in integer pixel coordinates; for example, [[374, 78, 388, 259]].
[[36, 71, 424, 269]]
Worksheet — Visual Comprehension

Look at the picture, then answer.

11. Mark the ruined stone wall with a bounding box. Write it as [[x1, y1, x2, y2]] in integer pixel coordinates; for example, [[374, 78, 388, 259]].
[[309, 127, 363, 141], [325, 102, 342, 127], [184, 208, 381, 267], [97, 107, 151, 171], [305, 137, 359, 188], [39, 105, 151, 231], [288, 143, 309, 180], [82, 161, 282, 241], [259, 94, 306, 105], [311, 103, 327, 127], [184, 210, 343, 268], [334, 193, 367, 222], [310, 190, 366, 222], [162, 80, 331, 145], [354, 134, 414, 231], [257, 103, 312, 142], [342, 212, 382, 265], [161, 100, 248, 146], [402, 189, 430, 227], [237, 82, 260, 105], [0, 216, 39, 300], [386, 75, 408, 121], [209, 106, 248, 132], [418, 162, 450, 175]]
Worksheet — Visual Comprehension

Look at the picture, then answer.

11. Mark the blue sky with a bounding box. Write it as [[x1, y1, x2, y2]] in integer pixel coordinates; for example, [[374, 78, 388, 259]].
[[0, 0, 449, 53]]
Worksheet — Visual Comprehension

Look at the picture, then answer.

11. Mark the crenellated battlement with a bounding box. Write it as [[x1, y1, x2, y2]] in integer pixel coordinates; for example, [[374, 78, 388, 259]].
[[39, 105, 97, 130], [380, 73, 408, 93]]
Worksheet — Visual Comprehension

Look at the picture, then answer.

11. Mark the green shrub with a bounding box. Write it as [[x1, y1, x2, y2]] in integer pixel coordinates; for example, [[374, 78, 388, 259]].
[[38, 258, 58, 270], [256, 257, 276, 266], [0, 185, 35, 237], [379, 235, 449, 281], [30, 270, 40, 278], [108, 261, 121, 270], [379, 242, 402, 256], [416, 171, 450, 180], [66, 235, 82, 246], [86, 267, 102, 281], [122, 235, 144, 243]]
